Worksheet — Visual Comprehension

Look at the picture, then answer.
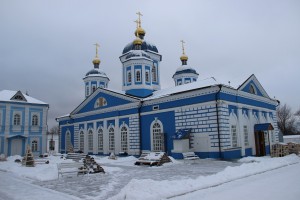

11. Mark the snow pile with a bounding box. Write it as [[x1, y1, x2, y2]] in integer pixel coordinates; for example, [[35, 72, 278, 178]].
[[109, 155, 300, 200], [0, 155, 71, 181]]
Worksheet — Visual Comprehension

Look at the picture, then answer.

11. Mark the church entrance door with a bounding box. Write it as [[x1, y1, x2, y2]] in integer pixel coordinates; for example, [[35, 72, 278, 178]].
[[11, 139, 22, 156], [255, 131, 266, 156]]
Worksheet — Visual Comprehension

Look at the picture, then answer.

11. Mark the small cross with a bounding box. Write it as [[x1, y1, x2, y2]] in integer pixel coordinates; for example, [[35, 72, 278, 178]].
[[94, 43, 100, 57], [180, 40, 185, 54], [136, 11, 143, 27]]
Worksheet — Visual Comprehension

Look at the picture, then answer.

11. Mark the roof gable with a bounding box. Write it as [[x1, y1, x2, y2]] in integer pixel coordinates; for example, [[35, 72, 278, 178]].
[[71, 88, 140, 115], [237, 74, 270, 98], [10, 91, 27, 102]]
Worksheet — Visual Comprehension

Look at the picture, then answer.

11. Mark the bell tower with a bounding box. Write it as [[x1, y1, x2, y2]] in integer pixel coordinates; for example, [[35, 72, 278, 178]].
[[119, 12, 162, 98], [172, 40, 199, 86], [83, 43, 110, 98]]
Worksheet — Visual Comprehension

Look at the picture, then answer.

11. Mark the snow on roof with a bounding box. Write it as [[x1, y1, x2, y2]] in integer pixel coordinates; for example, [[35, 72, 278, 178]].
[[144, 77, 220, 101], [283, 135, 300, 139], [0, 90, 48, 105], [175, 65, 196, 72]]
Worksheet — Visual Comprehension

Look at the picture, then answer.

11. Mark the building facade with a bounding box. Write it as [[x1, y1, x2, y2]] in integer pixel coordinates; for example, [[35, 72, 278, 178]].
[[57, 15, 279, 159], [0, 90, 49, 156]]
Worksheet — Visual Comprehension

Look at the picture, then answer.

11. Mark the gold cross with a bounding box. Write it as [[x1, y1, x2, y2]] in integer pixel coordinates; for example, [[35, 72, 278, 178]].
[[180, 40, 185, 54], [134, 20, 139, 29], [136, 11, 143, 27], [94, 43, 100, 57]]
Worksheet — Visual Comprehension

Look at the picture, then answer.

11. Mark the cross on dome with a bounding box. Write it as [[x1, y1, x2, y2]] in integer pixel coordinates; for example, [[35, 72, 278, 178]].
[[92, 43, 101, 66], [180, 40, 188, 63]]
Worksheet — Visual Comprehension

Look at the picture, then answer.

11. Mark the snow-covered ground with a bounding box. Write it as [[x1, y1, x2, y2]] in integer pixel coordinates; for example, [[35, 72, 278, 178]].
[[0, 154, 299, 200]]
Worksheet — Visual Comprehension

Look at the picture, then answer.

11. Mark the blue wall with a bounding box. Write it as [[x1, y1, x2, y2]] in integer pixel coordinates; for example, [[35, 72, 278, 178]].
[[141, 111, 175, 155]]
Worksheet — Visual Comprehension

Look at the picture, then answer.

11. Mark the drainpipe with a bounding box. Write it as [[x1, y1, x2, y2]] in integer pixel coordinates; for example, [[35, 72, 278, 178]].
[[216, 84, 223, 159], [138, 100, 144, 155]]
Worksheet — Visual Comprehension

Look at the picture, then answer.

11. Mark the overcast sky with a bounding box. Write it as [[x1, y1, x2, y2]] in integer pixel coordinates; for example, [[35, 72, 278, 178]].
[[1, 0, 300, 129]]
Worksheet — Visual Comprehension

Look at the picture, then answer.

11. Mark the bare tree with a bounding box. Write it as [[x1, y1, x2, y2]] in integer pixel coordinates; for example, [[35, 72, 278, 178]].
[[49, 125, 59, 135], [48, 125, 59, 151], [277, 104, 296, 135], [295, 108, 300, 117]]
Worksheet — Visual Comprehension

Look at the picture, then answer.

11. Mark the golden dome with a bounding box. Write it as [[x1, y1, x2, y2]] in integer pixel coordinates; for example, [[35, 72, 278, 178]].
[[180, 54, 188, 61], [135, 27, 146, 36], [92, 57, 101, 65], [133, 37, 143, 45]]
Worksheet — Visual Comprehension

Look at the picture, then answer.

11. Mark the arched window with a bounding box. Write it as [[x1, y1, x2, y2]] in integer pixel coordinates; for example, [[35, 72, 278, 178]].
[[152, 65, 157, 82], [243, 125, 249, 146], [136, 70, 141, 82], [145, 71, 149, 82], [121, 126, 128, 152], [151, 120, 164, 152], [92, 86, 96, 93], [249, 84, 256, 94], [14, 114, 21, 125], [86, 86, 90, 96], [95, 97, 107, 108], [14, 95, 24, 100], [128, 72, 132, 83], [88, 130, 93, 151], [229, 112, 238, 148], [98, 128, 103, 151], [109, 127, 115, 152], [65, 131, 72, 152], [32, 115, 38, 126], [31, 140, 38, 152], [79, 131, 84, 151]]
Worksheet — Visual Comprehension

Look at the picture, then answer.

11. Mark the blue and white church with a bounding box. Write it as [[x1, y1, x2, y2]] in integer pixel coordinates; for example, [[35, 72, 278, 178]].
[[57, 14, 279, 159]]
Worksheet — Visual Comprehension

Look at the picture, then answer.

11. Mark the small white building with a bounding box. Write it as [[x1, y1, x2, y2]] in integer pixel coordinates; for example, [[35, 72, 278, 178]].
[[0, 90, 49, 156], [283, 135, 300, 144]]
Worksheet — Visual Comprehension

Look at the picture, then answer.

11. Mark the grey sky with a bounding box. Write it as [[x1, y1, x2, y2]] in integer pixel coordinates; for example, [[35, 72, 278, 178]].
[[1, 0, 300, 129]]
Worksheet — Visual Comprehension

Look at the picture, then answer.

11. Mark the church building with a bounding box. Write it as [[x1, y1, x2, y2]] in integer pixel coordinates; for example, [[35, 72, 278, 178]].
[[57, 13, 279, 159], [0, 90, 49, 156]]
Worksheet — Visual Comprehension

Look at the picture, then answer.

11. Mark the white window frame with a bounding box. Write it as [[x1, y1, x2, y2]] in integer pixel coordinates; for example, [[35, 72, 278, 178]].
[[88, 129, 93, 151], [79, 130, 84, 151], [31, 140, 38, 152], [92, 85, 97, 93], [136, 69, 141, 82], [109, 126, 115, 152], [98, 127, 104, 152], [152, 64, 157, 82], [32, 114, 38, 126], [231, 125, 238, 148], [127, 71, 132, 83], [13, 113, 21, 126], [243, 125, 249, 146], [150, 119, 164, 152], [86, 86, 90, 96], [120, 125, 128, 153], [65, 131, 72, 152], [145, 71, 150, 82]]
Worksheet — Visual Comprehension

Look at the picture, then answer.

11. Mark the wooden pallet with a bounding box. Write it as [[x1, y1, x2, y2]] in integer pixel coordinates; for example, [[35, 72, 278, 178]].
[[135, 151, 171, 166], [271, 143, 289, 157]]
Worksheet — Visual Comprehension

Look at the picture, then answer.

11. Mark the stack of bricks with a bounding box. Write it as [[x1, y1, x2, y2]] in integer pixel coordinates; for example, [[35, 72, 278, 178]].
[[271, 143, 289, 157], [287, 142, 300, 155]]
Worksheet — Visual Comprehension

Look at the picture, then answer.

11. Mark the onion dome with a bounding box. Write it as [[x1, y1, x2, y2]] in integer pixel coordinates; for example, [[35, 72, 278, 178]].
[[180, 54, 188, 62], [133, 36, 143, 46], [135, 27, 146, 38], [92, 57, 100, 65]]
